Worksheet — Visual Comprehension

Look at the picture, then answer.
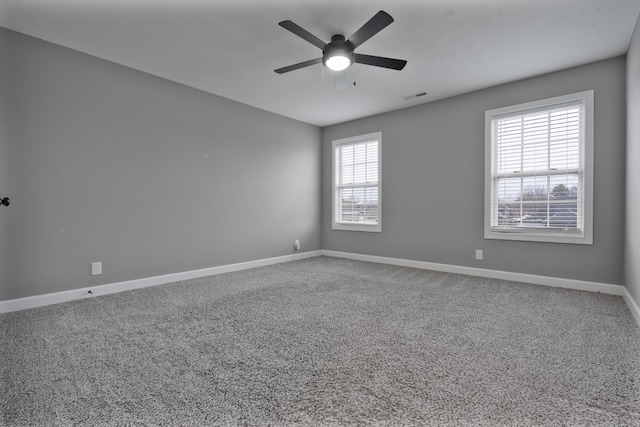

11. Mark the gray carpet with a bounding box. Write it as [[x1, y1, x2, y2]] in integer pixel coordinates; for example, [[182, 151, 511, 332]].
[[1, 256, 639, 426]]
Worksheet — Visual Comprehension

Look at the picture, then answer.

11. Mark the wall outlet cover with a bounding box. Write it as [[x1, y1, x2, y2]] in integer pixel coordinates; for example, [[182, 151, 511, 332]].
[[91, 262, 102, 275]]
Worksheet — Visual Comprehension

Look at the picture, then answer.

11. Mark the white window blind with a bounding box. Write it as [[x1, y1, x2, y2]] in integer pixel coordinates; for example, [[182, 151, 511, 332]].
[[333, 132, 381, 232], [485, 91, 593, 244]]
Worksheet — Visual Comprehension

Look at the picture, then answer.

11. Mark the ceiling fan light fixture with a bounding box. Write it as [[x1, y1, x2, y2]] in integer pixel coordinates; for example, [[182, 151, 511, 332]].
[[322, 35, 354, 71], [325, 54, 352, 71]]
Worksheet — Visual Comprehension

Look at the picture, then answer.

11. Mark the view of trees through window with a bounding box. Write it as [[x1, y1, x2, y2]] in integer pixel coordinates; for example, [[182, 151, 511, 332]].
[[340, 187, 378, 223], [497, 181, 579, 229]]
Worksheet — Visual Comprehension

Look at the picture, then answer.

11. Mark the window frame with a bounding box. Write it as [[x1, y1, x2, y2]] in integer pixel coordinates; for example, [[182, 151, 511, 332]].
[[332, 132, 382, 232], [484, 90, 594, 245]]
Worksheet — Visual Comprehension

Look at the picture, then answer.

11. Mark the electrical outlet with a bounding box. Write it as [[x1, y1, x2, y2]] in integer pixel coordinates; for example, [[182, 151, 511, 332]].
[[91, 262, 102, 275], [475, 250, 483, 260], [294, 240, 300, 251]]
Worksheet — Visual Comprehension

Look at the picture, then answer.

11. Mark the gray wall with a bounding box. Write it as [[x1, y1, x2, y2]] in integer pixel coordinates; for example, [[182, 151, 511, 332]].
[[0, 28, 321, 301], [625, 16, 640, 304], [322, 57, 626, 285]]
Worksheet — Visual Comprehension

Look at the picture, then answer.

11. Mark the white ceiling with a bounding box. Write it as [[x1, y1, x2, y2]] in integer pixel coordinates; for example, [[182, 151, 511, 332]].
[[1, 0, 639, 127]]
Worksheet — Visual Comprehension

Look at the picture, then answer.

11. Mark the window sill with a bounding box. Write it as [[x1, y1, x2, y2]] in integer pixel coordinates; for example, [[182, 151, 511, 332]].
[[485, 228, 592, 245], [333, 223, 381, 233]]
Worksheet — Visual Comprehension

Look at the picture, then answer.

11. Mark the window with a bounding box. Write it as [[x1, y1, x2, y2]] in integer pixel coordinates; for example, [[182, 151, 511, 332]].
[[485, 91, 593, 244], [333, 132, 381, 232]]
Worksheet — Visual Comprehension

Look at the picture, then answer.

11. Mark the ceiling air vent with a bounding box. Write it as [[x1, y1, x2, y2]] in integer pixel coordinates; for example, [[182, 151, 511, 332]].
[[403, 92, 427, 100]]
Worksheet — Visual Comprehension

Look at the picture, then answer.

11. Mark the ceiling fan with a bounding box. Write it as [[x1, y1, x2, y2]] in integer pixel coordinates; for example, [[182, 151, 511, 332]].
[[274, 10, 407, 74]]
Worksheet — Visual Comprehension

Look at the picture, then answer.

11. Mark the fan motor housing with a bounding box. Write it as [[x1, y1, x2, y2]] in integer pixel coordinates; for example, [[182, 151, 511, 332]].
[[322, 35, 355, 68]]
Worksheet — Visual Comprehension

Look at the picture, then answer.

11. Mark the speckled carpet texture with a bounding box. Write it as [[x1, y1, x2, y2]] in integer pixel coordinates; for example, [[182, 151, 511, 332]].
[[1, 256, 639, 426]]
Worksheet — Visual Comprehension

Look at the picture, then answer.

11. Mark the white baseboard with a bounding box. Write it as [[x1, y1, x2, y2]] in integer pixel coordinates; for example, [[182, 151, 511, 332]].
[[3, 249, 639, 330], [321, 250, 625, 295], [0, 250, 322, 314]]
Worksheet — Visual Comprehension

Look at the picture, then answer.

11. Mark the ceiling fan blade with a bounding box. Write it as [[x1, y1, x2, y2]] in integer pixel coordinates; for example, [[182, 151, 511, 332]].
[[274, 58, 323, 74], [347, 10, 394, 49], [279, 21, 326, 50], [354, 54, 407, 70]]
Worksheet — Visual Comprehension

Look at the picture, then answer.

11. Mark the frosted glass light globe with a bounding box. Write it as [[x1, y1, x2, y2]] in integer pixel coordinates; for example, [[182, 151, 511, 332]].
[[326, 55, 351, 71]]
